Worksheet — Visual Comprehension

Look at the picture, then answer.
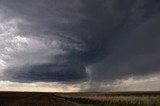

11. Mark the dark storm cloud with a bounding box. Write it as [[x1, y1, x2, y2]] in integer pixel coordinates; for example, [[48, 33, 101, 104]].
[[89, 0, 160, 82], [4, 62, 87, 82], [1, 0, 160, 82]]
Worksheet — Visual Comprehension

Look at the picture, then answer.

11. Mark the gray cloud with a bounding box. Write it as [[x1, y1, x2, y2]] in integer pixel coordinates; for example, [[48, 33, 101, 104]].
[[4, 62, 87, 82], [90, 13, 160, 81], [0, 0, 160, 85]]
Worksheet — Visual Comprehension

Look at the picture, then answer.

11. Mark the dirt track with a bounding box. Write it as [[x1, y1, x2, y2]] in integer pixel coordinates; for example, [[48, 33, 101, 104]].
[[0, 92, 91, 106]]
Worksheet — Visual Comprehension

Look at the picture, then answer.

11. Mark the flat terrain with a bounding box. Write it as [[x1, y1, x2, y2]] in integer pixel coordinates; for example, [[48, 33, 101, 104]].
[[55, 91, 160, 106], [0, 92, 91, 106], [0, 91, 160, 106]]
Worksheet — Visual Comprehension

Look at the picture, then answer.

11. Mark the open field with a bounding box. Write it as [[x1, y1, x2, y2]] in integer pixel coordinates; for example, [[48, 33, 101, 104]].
[[0, 92, 159, 106], [55, 91, 160, 106], [0, 92, 91, 106]]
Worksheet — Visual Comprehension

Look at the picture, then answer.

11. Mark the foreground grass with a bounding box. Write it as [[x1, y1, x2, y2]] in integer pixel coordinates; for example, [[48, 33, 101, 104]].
[[54, 92, 160, 106]]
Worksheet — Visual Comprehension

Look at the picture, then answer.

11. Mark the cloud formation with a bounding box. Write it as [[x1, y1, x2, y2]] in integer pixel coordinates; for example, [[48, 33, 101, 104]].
[[0, 0, 160, 88]]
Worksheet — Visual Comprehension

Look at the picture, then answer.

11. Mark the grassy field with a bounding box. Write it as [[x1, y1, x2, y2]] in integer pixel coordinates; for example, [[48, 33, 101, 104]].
[[55, 91, 160, 106], [0, 91, 159, 106]]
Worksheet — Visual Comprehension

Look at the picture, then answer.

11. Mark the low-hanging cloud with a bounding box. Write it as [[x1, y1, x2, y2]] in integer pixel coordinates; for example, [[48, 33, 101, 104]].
[[0, 0, 160, 85]]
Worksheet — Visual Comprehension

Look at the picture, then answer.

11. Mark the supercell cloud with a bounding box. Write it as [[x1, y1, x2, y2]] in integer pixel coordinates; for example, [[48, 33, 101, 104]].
[[0, 0, 160, 90]]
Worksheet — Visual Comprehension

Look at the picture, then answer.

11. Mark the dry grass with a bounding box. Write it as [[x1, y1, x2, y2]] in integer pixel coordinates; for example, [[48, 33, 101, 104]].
[[55, 92, 160, 106]]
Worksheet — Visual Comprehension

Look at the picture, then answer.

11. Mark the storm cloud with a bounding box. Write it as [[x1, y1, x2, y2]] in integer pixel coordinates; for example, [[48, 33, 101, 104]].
[[0, 0, 160, 85]]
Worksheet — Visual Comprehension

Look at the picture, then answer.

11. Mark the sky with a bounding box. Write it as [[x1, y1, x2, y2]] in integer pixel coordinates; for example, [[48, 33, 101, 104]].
[[0, 0, 160, 92]]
